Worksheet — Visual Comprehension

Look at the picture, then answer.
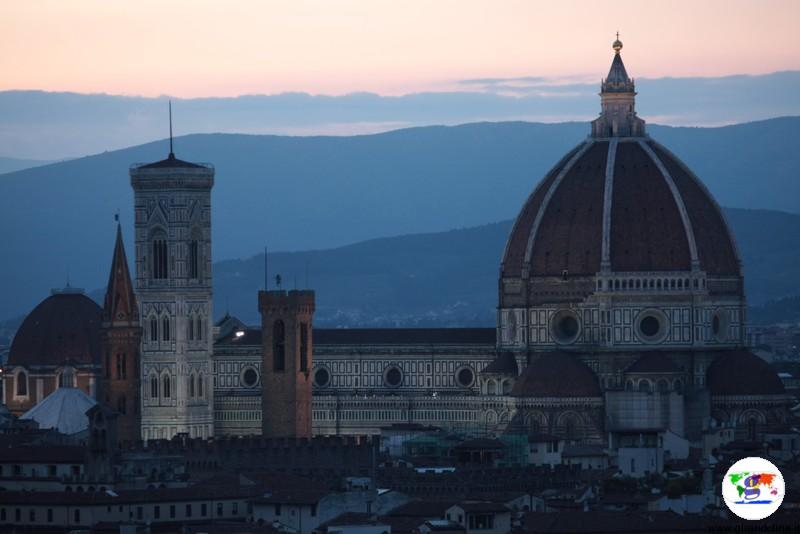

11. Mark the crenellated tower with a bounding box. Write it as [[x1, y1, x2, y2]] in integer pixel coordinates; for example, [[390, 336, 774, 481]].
[[130, 140, 215, 441], [99, 223, 142, 443], [259, 289, 315, 438]]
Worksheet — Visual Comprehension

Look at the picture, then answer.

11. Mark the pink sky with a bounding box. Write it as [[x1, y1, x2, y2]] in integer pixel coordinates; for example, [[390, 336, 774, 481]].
[[2, 0, 799, 97]]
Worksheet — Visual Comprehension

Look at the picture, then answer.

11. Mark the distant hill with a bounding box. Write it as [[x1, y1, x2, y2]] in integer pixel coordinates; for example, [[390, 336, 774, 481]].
[[0, 156, 55, 175], [213, 207, 800, 326], [1, 118, 799, 321], [2, 207, 799, 329]]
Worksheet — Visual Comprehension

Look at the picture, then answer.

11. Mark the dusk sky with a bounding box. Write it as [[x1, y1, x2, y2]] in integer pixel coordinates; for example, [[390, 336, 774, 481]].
[[3, 0, 799, 97]]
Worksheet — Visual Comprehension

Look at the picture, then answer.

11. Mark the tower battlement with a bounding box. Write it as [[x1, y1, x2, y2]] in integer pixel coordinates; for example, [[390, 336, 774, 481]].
[[258, 290, 316, 314]]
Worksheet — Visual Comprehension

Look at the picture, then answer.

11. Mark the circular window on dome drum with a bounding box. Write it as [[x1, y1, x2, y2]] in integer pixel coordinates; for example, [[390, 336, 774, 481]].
[[550, 309, 581, 344], [383, 365, 403, 388], [455, 366, 475, 388], [313, 366, 331, 388], [635, 309, 669, 344], [240, 366, 259, 388], [712, 309, 729, 342]]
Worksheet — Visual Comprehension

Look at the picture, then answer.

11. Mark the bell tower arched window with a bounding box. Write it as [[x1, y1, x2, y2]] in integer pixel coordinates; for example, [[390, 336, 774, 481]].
[[149, 317, 158, 342], [152, 235, 168, 279], [198, 373, 204, 397], [273, 320, 286, 371], [162, 374, 171, 398], [162, 316, 170, 342], [189, 241, 199, 279], [150, 374, 159, 398]]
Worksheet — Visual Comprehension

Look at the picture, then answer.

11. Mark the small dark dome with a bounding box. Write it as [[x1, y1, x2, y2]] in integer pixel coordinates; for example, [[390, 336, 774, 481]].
[[8, 292, 102, 367], [501, 139, 740, 278], [482, 352, 519, 375], [511, 352, 601, 397], [706, 350, 785, 396]]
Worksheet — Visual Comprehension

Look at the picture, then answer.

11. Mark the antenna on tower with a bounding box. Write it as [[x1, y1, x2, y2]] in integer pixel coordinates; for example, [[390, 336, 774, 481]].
[[264, 245, 269, 291], [169, 100, 174, 157]]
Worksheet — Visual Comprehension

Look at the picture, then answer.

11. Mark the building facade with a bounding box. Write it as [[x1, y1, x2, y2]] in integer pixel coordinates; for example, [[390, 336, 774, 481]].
[[130, 151, 215, 440], [210, 38, 790, 447]]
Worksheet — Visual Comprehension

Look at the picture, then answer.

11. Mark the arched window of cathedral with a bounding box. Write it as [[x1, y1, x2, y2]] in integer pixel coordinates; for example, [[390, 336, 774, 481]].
[[151, 231, 168, 279], [162, 374, 171, 398], [188, 315, 194, 341], [15, 371, 28, 396], [150, 374, 159, 398], [117, 395, 127, 415], [273, 320, 286, 371], [625, 379, 634, 391], [657, 378, 669, 393], [162, 316, 170, 342], [198, 373, 204, 397], [189, 374, 195, 398], [486, 379, 497, 395], [196, 317, 203, 341], [501, 380, 512, 395], [638, 379, 652, 393], [116, 353, 127, 380], [149, 316, 158, 342]]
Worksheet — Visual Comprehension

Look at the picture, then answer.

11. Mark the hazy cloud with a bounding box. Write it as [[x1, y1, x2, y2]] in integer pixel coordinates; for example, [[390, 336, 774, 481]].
[[1, 71, 798, 160]]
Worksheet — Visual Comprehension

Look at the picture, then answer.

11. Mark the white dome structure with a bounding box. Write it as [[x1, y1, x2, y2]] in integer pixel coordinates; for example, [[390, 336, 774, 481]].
[[21, 386, 97, 435]]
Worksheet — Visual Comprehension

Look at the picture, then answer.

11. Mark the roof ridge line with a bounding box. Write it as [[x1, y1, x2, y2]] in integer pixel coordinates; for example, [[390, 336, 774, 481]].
[[523, 140, 594, 265], [637, 140, 699, 269]]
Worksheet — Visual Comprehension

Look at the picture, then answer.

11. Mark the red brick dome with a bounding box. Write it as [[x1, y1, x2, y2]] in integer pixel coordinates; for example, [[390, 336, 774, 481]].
[[8, 291, 102, 367], [501, 139, 740, 279]]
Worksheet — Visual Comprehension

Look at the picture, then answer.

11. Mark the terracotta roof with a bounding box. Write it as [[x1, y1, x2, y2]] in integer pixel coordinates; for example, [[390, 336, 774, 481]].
[[610, 141, 691, 272], [625, 353, 681, 374], [387, 499, 454, 518], [481, 352, 518, 375], [449, 501, 510, 513], [216, 327, 496, 347], [649, 141, 740, 275], [561, 444, 606, 458], [519, 511, 720, 533], [8, 291, 102, 367], [530, 141, 607, 276], [454, 438, 505, 450], [706, 350, 785, 395], [0, 445, 84, 464], [251, 489, 329, 505], [501, 139, 741, 280], [501, 144, 583, 277], [511, 352, 601, 397]]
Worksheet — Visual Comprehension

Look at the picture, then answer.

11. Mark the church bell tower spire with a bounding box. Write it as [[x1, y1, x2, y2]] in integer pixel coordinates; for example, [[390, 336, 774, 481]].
[[591, 34, 646, 138]]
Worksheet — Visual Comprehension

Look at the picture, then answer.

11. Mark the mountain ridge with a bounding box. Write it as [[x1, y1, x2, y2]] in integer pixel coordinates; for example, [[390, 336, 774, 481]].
[[1, 118, 798, 321]]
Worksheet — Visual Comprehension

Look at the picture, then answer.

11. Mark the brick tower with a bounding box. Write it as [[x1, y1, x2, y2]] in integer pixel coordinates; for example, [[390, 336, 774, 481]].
[[99, 223, 142, 443], [259, 289, 315, 438]]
